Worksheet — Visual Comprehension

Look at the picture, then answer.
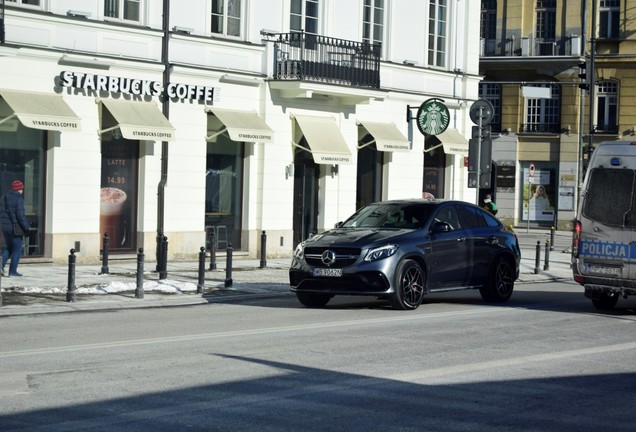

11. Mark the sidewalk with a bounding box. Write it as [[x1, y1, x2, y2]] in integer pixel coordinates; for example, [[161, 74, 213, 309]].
[[0, 228, 574, 316]]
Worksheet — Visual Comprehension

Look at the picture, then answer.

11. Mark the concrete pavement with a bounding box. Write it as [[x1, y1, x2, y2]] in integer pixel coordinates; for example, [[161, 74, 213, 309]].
[[0, 228, 575, 316]]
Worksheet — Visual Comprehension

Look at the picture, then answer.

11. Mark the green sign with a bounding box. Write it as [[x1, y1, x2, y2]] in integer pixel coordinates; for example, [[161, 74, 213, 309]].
[[416, 99, 450, 136]]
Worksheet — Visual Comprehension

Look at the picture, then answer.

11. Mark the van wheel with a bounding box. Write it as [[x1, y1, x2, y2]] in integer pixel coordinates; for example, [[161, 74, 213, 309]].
[[480, 257, 515, 302], [592, 292, 619, 310]]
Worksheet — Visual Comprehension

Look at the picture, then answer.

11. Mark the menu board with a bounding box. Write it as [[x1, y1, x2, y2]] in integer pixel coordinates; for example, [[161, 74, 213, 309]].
[[100, 140, 138, 251]]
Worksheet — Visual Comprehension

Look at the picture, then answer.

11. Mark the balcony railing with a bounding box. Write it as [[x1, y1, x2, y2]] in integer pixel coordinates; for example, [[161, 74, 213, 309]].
[[480, 35, 582, 57], [271, 32, 380, 89], [520, 123, 561, 134]]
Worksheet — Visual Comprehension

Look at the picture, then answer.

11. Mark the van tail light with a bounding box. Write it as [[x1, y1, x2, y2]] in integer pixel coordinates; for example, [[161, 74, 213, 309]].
[[572, 220, 581, 259]]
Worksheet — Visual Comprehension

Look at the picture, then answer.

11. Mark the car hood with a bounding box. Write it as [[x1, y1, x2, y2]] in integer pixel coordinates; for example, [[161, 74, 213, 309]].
[[303, 228, 414, 248]]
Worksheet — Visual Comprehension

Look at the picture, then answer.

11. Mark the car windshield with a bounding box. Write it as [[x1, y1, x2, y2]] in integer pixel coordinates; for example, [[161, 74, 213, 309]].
[[341, 203, 433, 229]]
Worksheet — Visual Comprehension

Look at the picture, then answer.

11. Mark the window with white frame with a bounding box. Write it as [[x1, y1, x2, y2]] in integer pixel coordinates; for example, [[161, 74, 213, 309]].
[[428, 0, 447, 67], [211, 0, 242, 37], [5, 0, 41, 7], [599, 0, 619, 39], [104, 0, 140, 22], [290, 0, 319, 36], [524, 83, 560, 133], [595, 80, 618, 133], [362, 0, 384, 48]]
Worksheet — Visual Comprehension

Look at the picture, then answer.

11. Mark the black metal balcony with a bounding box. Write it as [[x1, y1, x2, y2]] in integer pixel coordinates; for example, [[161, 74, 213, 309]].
[[271, 32, 380, 89]]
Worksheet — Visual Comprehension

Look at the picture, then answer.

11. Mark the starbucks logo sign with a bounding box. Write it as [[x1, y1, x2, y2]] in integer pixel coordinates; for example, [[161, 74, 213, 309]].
[[416, 99, 450, 136]]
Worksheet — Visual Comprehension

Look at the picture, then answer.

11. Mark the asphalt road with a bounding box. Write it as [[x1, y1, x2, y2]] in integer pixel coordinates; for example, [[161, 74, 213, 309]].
[[1, 279, 635, 431]]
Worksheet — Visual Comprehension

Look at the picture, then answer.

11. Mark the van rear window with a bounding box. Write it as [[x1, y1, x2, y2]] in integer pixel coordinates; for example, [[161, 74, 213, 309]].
[[583, 168, 636, 227]]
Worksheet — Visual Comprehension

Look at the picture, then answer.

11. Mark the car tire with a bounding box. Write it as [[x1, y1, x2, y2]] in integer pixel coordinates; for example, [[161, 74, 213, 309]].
[[296, 292, 331, 308], [591, 292, 619, 310], [480, 256, 514, 302], [390, 259, 425, 310]]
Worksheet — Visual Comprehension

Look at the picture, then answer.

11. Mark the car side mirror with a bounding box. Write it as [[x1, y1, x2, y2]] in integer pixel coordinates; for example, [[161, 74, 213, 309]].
[[430, 221, 451, 233], [334, 221, 344, 228]]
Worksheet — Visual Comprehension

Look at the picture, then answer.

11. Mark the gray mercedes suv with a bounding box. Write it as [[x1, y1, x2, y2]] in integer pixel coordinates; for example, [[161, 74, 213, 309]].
[[289, 199, 521, 310]]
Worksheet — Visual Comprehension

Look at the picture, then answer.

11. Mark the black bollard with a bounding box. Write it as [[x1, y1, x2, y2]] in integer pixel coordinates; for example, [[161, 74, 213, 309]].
[[67, 248, 77, 302], [198, 246, 206, 294], [0, 269, 3, 307], [550, 226, 555, 251], [544, 238, 551, 271], [208, 230, 217, 270], [534, 241, 541, 274], [225, 243, 233, 287], [260, 230, 267, 269], [159, 236, 168, 280], [136, 248, 144, 299], [101, 232, 110, 275]]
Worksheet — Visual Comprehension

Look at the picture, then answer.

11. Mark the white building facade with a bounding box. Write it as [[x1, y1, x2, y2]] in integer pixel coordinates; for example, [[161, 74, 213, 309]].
[[0, 0, 481, 263]]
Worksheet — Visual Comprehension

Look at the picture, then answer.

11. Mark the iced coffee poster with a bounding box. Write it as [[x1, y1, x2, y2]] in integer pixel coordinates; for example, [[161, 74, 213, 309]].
[[100, 140, 138, 251]]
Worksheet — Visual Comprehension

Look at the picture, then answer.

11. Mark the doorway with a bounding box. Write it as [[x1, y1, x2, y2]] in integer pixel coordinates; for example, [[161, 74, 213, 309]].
[[292, 140, 319, 248]]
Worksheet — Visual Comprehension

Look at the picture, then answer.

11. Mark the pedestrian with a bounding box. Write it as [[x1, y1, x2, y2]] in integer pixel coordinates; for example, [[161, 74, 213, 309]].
[[483, 193, 498, 216], [1, 180, 30, 277]]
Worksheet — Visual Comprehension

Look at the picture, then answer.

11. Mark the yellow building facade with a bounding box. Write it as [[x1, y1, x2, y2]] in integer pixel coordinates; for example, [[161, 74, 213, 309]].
[[479, 0, 635, 230]]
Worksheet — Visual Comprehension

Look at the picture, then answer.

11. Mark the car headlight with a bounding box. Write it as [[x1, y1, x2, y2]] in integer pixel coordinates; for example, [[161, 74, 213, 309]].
[[293, 241, 305, 260], [364, 244, 399, 262]]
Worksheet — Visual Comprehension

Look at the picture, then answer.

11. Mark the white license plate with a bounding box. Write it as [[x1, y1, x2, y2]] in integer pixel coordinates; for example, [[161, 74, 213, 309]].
[[587, 264, 622, 276], [312, 267, 343, 277]]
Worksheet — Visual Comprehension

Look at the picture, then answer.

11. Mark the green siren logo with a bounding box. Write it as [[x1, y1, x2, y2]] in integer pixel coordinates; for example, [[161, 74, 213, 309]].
[[416, 99, 450, 136]]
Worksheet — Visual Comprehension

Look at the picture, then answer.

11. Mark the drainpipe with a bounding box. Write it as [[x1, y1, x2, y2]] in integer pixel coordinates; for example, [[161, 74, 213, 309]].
[[587, 0, 597, 161], [157, 0, 170, 269], [1, 0, 5, 44]]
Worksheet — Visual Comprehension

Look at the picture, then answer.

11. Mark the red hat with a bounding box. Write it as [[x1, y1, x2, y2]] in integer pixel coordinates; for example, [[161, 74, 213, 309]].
[[11, 180, 24, 191]]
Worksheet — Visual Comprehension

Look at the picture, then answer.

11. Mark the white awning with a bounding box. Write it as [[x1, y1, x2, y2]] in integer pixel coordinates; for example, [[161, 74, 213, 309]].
[[0, 89, 81, 132], [293, 114, 353, 165], [99, 98, 175, 141], [357, 121, 410, 152], [437, 128, 469, 155], [206, 107, 274, 143]]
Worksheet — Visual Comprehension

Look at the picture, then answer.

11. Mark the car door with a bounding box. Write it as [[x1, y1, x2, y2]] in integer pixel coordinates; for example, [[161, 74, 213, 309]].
[[457, 204, 496, 284], [427, 205, 468, 288]]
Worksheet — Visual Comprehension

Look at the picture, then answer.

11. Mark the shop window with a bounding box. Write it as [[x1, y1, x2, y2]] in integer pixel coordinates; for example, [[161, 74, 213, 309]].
[[521, 163, 556, 223], [428, 0, 447, 67], [0, 124, 45, 257], [206, 137, 243, 251], [211, 0, 242, 37], [104, 0, 140, 22]]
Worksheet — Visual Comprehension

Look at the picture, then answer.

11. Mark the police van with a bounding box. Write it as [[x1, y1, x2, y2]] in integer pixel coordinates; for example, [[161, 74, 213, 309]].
[[572, 140, 636, 309]]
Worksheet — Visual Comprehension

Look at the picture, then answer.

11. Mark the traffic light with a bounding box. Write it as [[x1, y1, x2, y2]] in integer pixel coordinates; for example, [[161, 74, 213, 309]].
[[578, 61, 589, 91]]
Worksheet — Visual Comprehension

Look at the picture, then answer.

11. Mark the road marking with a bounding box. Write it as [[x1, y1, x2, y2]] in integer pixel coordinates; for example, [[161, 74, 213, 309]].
[[0, 307, 509, 358], [391, 341, 636, 382]]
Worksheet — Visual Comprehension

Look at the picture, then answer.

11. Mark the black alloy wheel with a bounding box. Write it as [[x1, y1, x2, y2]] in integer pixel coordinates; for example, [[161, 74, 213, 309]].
[[480, 256, 515, 302], [390, 259, 425, 310]]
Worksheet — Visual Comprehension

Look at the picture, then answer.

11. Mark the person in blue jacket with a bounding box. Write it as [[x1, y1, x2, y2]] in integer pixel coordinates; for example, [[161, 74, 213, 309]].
[[1, 180, 30, 277]]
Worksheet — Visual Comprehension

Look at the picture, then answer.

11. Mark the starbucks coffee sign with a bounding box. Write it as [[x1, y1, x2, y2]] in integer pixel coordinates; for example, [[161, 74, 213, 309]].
[[416, 98, 450, 136]]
